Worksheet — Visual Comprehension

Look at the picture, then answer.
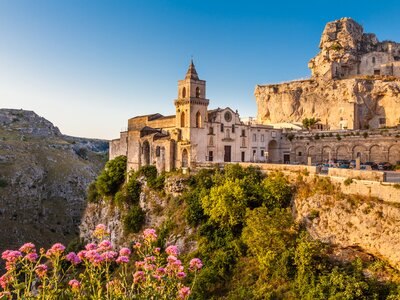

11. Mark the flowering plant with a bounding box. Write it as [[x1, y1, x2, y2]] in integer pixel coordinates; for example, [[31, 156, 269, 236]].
[[0, 224, 202, 299]]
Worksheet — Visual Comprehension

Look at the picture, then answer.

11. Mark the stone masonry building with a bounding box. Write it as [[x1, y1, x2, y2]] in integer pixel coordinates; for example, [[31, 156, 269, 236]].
[[109, 61, 287, 172]]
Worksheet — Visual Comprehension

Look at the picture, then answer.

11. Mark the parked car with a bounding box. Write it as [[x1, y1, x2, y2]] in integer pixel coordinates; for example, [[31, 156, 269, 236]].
[[364, 161, 379, 170], [378, 162, 392, 170], [360, 165, 372, 171]]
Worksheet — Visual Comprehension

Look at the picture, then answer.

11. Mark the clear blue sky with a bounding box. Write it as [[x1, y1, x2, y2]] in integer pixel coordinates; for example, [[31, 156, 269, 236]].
[[1, 0, 399, 139]]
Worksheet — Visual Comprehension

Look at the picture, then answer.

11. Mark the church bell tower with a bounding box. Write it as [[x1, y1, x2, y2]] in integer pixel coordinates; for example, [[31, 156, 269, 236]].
[[174, 60, 209, 166]]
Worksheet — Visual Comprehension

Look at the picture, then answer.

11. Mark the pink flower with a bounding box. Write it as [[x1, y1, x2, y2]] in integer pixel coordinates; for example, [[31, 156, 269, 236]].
[[165, 245, 179, 256], [189, 258, 203, 271], [2, 250, 22, 263], [116, 256, 129, 264], [93, 224, 109, 238], [119, 247, 131, 256], [85, 243, 97, 251], [144, 263, 155, 271], [153, 247, 161, 254], [1, 250, 11, 260], [19, 243, 36, 254], [167, 255, 177, 263], [35, 264, 48, 278], [46, 243, 65, 257], [143, 228, 157, 242], [178, 286, 191, 299], [98, 240, 112, 251], [156, 267, 166, 275], [101, 251, 117, 262], [144, 256, 155, 263], [135, 261, 145, 269], [25, 252, 38, 262], [177, 271, 186, 279], [133, 242, 141, 249], [68, 279, 81, 290], [133, 271, 145, 283], [0, 274, 13, 289], [77, 250, 87, 260], [65, 252, 81, 265]]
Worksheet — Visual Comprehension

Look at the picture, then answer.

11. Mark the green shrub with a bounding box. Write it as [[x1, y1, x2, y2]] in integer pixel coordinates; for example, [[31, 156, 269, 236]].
[[0, 178, 8, 188], [126, 176, 142, 204], [343, 178, 354, 186], [96, 155, 127, 196], [260, 172, 292, 209], [87, 181, 100, 203], [123, 205, 145, 233]]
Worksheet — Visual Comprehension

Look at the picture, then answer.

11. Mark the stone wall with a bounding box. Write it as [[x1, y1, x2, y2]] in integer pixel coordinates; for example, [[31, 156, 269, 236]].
[[283, 129, 400, 164], [328, 168, 385, 182]]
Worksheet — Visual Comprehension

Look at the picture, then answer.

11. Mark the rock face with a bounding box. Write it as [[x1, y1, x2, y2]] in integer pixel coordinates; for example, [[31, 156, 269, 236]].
[[294, 193, 400, 270], [0, 109, 107, 253], [79, 176, 196, 252], [256, 18, 400, 130]]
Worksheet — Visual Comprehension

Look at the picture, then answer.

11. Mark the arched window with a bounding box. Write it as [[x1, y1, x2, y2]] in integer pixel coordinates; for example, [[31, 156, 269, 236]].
[[372, 57, 376, 64], [182, 87, 186, 98], [195, 111, 202, 128], [180, 112, 185, 127], [196, 87, 200, 98]]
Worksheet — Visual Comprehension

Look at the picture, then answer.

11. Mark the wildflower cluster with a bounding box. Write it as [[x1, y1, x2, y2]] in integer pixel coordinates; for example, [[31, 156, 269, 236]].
[[0, 224, 202, 299]]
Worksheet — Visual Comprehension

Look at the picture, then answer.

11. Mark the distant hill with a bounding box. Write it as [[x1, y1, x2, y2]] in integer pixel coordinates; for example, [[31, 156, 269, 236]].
[[0, 109, 108, 254]]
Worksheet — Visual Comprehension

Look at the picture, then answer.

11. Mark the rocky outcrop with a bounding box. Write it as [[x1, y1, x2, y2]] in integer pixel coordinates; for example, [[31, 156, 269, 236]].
[[294, 193, 400, 270], [79, 176, 196, 252], [256, 77, 400, 129], [0, 109, 107, 253], [256, 18, 400, 130]]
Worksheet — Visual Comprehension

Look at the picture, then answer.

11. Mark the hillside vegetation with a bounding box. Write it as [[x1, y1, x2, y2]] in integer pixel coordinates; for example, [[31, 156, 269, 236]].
[[82, 156, 400, 299]]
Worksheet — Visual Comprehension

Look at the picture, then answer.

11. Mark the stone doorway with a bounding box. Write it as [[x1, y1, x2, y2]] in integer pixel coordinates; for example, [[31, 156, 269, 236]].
[[143, 140, 150, 165], [224, 146, 231, 162], [182, 148, 188, 168]]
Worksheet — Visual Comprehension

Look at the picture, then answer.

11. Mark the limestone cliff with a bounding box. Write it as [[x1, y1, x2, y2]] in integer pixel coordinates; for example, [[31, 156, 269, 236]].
[[256, 18, 400, 130], [0, 109, 108, 253], [294, 191, 400, 270], [255, 77, 400, 129]]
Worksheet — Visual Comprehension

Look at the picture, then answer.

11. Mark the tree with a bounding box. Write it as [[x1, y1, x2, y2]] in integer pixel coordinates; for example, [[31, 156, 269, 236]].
[[96, 155, 127, 196], [302, 117, 321, 130], [201, 178, 246, 228]]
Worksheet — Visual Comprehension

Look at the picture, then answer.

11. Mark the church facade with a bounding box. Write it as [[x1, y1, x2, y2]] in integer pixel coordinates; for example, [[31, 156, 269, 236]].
[[109, 61, 287, 172]]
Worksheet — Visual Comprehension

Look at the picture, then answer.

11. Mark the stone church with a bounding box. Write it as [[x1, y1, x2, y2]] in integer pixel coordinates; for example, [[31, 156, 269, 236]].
[[109, 61, 286, 172]]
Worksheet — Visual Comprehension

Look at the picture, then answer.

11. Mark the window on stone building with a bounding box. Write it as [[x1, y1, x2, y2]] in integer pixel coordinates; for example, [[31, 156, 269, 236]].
[[209, 127, 214, 134], [209, 136, 214, 146], [221, 123, 224, 132], [182, 87, 186, 98], [180, 112, 185, 127], [209, 151, 213, 162], [196, 111, 202, 128], [232, 124, 235, 133], [261, 134, 264, 142], [372, 57, 376, 64], [156, 146, 161, 157], [261, 150, 264, 157], [241, 151, 245, 162], [253, 134, 257, 142], [374, 69, 380, 75], [241, 129, 246, 137], [196, 87, 201, 98], [379, 117, 386, 125], [298, 152, 302, 156]]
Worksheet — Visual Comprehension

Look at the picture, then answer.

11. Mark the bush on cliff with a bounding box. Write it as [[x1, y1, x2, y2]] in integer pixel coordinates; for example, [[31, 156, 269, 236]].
[[96, 155, 127, 196]]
